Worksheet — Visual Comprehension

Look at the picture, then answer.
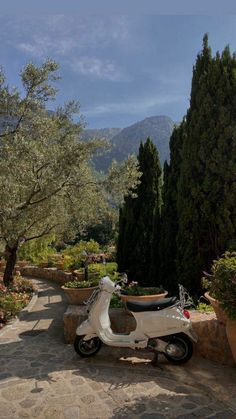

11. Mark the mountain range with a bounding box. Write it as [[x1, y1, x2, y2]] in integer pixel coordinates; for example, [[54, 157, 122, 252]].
[[81, 115, 175, 171], [0, 114, 175, 172]]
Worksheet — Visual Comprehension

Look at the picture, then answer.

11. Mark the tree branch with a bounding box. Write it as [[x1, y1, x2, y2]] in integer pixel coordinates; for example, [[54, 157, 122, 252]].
[[24, 224, 58, 242]]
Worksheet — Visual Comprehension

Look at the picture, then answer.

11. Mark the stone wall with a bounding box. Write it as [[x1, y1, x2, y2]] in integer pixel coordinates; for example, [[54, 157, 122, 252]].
[[19, 265, 73, 285], [64, 305, 235, 366]]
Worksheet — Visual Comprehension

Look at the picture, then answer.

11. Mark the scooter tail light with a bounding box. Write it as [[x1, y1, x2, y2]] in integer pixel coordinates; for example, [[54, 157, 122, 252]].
[[183, 309, 190, 319]]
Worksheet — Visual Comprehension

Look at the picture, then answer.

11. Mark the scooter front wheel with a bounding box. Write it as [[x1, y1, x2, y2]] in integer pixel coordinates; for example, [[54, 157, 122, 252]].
[[163, 333, 193, 365], [74, 335, 102, 357]]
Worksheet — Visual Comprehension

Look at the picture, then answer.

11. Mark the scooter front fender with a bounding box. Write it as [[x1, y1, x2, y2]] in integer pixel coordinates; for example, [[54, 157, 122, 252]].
[[76, 319, 96, 338]]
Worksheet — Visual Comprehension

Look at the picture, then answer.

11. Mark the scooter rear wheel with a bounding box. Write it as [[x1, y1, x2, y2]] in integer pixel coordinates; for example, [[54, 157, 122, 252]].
[[74, 335, 102, 357], [163, 333, 193, 364]]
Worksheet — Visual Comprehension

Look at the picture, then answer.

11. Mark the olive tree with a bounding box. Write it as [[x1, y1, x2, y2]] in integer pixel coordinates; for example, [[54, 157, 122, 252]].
[[0, 61, 140, 285]]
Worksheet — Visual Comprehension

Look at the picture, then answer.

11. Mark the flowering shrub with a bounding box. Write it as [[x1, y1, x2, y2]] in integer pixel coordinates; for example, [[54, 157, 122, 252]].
[[122, 281, 165, 296], [0, 275, 34, 328], [64, 278, 99, 288]]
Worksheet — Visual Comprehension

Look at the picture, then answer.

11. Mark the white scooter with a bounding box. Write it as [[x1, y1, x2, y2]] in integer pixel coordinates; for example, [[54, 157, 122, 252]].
[[74, 275, 197, 364]]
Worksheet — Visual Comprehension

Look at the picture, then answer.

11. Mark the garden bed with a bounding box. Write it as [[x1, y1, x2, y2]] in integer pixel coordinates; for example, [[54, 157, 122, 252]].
[[0, 275, 35, 329]]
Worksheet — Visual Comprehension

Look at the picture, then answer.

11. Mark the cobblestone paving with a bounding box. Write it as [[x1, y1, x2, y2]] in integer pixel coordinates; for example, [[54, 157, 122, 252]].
[[0, 278, 236, 419]]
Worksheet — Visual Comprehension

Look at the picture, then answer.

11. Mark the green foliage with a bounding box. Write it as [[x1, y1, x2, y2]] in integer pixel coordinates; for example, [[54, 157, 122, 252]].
[[174, 34, 236, 294], [0, 60, 140, 285], [117, 138, 162, 286], [0, 295, 27, 318], [64, 278, 99, 288], [159, 123, 185, 294], [61, 240, 100, 268], [88, 262, 117, 277], [110, 294, 124, 308], [18, 234, 56, 264], [196, 302, 214, 312], [202, 252, 236, 319]]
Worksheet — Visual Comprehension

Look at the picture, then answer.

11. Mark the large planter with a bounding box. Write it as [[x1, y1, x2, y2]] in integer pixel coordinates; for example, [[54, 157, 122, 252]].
[[121, 290, 168, 303], [226, 319, 236, 363], [62, 286, 97, 305], [204, 292, 228, 325]]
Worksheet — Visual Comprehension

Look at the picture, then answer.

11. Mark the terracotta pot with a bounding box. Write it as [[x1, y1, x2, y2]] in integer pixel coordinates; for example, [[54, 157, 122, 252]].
[[226, 319, 236, 363], [204, 292, 228, 325], [121, 290, 168, 303], [72, 270, 85, 280], [62, 286, 97, 305]]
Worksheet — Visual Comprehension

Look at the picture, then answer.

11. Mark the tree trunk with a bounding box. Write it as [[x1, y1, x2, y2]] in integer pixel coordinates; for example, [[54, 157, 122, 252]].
[[3, 245, 18, 287]]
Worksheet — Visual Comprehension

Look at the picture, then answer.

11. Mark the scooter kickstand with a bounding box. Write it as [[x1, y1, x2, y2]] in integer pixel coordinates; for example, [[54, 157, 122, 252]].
[[151, 351, 163, 369]]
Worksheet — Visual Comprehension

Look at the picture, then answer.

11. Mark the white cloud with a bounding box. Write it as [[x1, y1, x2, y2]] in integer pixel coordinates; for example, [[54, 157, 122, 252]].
[[17, 36, 77, 59], [84, 94, 185, 116], [71, 56, 126, 81], [14, 15, 130, 59]]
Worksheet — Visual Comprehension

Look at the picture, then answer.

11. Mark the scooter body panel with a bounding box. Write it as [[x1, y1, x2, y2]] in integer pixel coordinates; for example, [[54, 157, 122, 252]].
[[132, 306, 191, 338]]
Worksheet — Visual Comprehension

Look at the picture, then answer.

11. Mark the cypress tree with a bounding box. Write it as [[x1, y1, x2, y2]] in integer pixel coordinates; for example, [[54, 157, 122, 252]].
[[159, 122, 185, 294], [117, 138, 162, 286], [177, 34, 236, 294]]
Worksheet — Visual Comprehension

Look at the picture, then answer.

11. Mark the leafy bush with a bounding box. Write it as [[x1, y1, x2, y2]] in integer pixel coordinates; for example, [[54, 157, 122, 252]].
[[18, 234, 56, 265], [202, 251, 236, 320], [88, 262, 117, 277], [61, 240, 100, 268], [196, 302, 214, 312]]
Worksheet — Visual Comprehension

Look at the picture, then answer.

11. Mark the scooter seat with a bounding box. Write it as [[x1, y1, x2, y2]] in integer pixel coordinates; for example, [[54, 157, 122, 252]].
[[126, 297, 178, 313]]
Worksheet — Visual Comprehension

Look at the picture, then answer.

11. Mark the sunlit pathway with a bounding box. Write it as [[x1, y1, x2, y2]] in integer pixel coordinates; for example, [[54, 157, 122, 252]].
[[0, 278, 236, 418]]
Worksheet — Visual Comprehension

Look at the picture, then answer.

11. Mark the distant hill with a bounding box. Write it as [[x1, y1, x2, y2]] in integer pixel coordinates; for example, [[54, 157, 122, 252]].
[[0, 114, 175, 172], [81, 115, 175, 171], [81, 127, 122, 142]]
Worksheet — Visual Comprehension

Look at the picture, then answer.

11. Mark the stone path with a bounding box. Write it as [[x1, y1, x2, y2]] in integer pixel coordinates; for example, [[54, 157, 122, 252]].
[[0, 278, 236, 419]]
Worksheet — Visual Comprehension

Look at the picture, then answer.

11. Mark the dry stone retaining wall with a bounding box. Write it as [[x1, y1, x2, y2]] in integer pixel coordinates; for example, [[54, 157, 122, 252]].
[[19, 265, 73, 284]]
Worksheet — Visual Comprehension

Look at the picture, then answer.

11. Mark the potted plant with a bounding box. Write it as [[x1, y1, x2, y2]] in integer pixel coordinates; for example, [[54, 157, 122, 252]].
[[202, 251, 236, 362], [120, 281, 167, 303], [62, 278, 99, 305]]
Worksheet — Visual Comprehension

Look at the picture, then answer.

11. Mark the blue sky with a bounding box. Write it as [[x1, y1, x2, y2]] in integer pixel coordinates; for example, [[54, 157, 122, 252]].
[[1, 14, 236, 128]]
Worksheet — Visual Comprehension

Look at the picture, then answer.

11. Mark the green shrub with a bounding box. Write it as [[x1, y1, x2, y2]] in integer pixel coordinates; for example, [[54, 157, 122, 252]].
[[61, 240, 101, 268], [88, 262, 117, 277], [202, 251, 236, 320], [196, 302, 214, 312], [19, 234, 56, 265]]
